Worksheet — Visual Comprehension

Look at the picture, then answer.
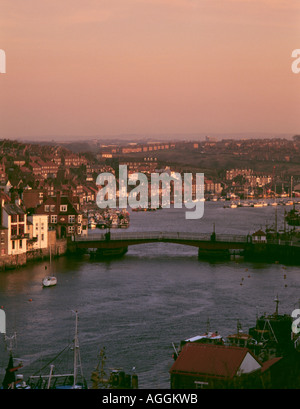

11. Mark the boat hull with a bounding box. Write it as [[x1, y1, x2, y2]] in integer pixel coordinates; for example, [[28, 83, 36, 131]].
[[42, 277, 57, 287]]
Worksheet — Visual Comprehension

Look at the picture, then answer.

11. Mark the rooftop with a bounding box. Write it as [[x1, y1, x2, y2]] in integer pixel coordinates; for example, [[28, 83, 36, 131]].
[[169, 343, 261, 379]]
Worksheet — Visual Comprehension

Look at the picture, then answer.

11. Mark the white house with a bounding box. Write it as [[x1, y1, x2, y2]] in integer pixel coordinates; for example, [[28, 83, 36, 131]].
[[2, 202, 28, 256], [27, 214, 48, 251], [252, 229, 267, 243]]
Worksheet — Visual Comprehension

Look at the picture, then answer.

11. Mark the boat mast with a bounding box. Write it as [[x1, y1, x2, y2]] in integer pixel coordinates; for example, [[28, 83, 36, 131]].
[[73, 310, 78, 387], [274, 295, 279, 316], [71, 310, 84, 388]]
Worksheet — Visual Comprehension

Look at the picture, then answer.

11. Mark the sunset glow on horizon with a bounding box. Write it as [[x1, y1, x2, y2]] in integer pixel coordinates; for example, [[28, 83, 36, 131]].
[[0, 0, 300, 140]]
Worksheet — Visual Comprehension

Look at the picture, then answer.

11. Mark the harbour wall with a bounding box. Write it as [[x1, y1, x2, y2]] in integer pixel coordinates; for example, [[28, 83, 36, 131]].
[[0, 232, 68, 271]]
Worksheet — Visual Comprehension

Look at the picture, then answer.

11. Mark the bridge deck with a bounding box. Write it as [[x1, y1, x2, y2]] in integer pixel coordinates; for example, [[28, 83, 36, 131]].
[[72, 231, 251, 250]]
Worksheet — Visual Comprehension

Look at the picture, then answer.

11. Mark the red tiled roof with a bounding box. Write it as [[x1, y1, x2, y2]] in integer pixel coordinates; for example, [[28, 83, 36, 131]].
[[261, 357, 282, 373], [252, 229, 266, 236], [169, 343, 260, 379]]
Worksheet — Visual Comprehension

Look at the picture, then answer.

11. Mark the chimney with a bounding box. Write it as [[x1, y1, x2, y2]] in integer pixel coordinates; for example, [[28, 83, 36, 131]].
[[56, 190, 61, 206], [15, 197, 21, 206]]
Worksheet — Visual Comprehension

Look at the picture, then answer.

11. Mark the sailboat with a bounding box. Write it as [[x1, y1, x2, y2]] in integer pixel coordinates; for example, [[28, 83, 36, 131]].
[[28, 311, 87, 389], [42, 245, 57, 287]]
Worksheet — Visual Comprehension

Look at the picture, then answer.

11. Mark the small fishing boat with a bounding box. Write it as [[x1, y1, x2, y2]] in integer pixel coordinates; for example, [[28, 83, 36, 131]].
[[28, 311, 87, 389]]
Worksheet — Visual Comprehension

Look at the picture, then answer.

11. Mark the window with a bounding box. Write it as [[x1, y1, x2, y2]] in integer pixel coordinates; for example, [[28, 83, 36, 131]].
[[19, 240, 22, 249], [11, 226, 17, 236], [0, 237, 4, 244], [60, 205, 67, 212], [51, 215, 57, 224], [68, 226, 75, 234], [1, 249, 5, 255], [68, 215, 75, 223], [50, 205, 55, 212], [11, 215, 18, 223], [19, 214, 24, 222], [41, 234, 44, 241], [44, 205, 50, 212], [12, 241, 15, 250]]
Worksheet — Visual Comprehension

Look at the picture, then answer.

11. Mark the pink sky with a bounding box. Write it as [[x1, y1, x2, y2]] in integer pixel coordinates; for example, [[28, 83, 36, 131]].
[[0, 0, 299, 140]]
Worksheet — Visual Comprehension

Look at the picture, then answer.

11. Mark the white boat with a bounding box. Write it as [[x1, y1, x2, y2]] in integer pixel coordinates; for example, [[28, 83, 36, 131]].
[[42, 246, 57, 287], [42, 276, 57, 287]]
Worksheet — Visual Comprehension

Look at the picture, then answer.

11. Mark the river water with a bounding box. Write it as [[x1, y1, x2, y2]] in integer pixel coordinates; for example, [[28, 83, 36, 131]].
[[1, 201, 300, 388]]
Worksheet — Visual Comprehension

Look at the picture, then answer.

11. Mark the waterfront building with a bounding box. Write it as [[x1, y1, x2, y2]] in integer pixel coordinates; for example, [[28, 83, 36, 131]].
[[252, 229, 267, 243], [169, 343, 289, 389], [2, 201, 28, 256], [0, 226, 8, 257], [27, 214, 48, 252], [34, 192, 83, 238], [170, 343, 262, 389]]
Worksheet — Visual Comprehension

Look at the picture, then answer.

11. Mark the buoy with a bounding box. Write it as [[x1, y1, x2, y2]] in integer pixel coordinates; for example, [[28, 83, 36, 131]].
[[28, 299, 32, 302]]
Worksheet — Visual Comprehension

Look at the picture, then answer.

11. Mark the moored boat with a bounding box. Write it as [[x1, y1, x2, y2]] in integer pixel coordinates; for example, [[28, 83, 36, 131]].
[[42, 248, 57, 287], [42, 276, 57, 287], [172, 320, 224, 360], [28, 311, 87, 389]]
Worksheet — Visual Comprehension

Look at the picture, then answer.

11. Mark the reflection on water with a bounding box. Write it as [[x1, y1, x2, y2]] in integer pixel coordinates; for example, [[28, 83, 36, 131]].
[[0, 203, 299, 388]]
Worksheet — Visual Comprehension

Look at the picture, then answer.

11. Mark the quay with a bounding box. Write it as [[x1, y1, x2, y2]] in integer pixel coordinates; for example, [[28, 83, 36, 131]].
[[69, 231, 300, 264]]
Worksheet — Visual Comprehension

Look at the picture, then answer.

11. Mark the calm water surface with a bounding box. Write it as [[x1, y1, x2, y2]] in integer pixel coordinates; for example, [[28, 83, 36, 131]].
[[1, 202, 300, 388]]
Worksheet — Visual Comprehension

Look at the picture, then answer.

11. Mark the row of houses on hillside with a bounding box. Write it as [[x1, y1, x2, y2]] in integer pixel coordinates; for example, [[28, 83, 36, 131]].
[[0, 191, 87, 260]]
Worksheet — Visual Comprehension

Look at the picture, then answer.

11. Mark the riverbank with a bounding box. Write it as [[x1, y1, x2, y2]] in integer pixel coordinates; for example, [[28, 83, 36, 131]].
[[0, 236, 68, 271]]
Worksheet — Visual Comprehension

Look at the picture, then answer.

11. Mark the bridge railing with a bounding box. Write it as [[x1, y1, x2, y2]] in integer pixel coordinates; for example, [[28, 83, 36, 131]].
[[267, 239, 300, 247], [73, 231, 249, 243]]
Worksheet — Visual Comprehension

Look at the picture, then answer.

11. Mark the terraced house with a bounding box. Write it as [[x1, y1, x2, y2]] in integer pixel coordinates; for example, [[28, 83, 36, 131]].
[[2, 200, 28, 256], [34, 192, 83, 238]]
